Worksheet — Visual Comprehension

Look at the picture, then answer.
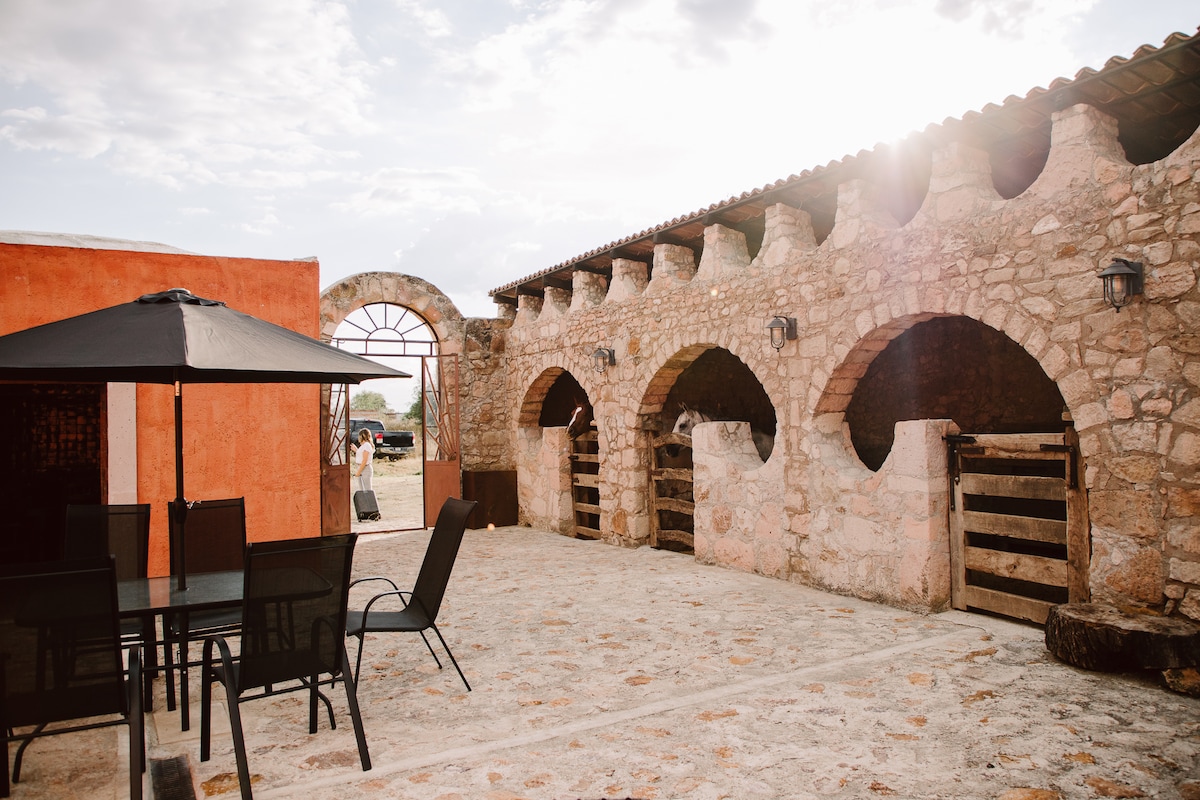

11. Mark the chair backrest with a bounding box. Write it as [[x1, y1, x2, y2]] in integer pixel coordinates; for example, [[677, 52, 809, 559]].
[[237, 533, 357, 692], [0, 557, 127, 728], [169, 497, 247, 575], [408, 498, 477, 625], [64, 503, 151, 581]]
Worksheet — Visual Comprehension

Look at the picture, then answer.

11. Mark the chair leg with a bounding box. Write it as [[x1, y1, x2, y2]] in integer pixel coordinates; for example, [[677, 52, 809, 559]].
[[340, 647, 372, 772], [418, 631, 444, 669], [180, 633, 192, 731], [351, 632, 366, 685], [2, 724, 11, 798], [164, 615, 178, 712], [10, 722, 47, 784], [224, 683, 253, 800], [128, 646, 144, 800], [429, 624, 471, 691]]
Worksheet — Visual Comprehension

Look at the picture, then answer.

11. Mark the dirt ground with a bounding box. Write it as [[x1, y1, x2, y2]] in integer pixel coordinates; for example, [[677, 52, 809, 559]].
[[351, 453, 426, 532]]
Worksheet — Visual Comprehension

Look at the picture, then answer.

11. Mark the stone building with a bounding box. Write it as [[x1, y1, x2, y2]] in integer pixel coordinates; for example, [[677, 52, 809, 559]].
[[469, 30, 1200, 625]]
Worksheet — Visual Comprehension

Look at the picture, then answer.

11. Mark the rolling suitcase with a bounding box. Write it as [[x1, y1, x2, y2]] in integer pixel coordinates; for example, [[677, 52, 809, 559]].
[[354, 490, 381, 521]]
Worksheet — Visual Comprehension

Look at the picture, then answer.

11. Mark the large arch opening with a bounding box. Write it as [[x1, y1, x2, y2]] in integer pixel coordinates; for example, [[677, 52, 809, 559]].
[[519, 368, 599, 539], [642, 345, 777, 553], [845, 316, 1065, 471]]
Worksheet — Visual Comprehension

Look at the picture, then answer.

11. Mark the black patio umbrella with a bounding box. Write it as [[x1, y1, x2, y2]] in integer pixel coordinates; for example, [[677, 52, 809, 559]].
[[0, 288, 410, 588]]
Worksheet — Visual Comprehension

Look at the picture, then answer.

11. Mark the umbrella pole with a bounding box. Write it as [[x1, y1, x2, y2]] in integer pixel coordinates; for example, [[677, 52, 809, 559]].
[[174, 379, 188, 591]]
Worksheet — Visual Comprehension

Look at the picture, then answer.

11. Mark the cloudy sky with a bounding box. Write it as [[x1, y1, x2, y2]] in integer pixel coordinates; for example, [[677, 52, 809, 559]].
[[2, 1, 1197, 321]]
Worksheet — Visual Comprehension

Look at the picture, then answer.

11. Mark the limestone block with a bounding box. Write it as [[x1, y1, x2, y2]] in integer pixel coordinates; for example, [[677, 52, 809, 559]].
[[515, 293, 543, 325], [1032, 104, 1126, 196], [646, 243, 697, 295], [751, 203, 817, 270], [569, 271, 607, 311], [695, 224, 750, 281], [605, 258, 648, 303], [541, 286, 570, 319]]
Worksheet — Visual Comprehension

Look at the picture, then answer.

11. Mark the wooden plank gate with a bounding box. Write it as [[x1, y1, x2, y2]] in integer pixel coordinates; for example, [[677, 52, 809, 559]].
[[648, 431, 695, 552], [570, 423, 601, 539], [947, 430, 1089, 625]]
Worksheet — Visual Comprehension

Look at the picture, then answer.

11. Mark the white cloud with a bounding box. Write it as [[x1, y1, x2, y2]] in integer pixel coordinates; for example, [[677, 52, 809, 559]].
[[0, 0, 374, 186]]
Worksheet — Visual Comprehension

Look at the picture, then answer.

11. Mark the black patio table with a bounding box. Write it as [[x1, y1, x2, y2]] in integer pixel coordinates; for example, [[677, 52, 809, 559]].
[[118, 568, 332, 729]]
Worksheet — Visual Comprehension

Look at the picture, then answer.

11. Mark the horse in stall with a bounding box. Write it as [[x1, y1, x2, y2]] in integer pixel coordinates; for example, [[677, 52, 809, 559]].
[[566, 396, 595, 440], [668, 404, 774, 461]]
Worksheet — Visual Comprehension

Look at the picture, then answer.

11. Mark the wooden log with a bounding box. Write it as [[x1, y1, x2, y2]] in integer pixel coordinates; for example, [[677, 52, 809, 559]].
[[1045, 603, 1200, 672]]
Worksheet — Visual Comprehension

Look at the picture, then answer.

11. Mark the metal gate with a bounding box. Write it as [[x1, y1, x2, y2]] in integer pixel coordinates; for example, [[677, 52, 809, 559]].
[[421, 354, 461, 528], [570, 422, 600, 539], [947, 430, 1089, 624], [648, 430, 695, 552], [320, 382, 351, 535]]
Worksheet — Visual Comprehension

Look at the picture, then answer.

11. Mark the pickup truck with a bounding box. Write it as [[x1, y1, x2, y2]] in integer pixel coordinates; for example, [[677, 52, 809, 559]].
[[349, 418, 416, 460]]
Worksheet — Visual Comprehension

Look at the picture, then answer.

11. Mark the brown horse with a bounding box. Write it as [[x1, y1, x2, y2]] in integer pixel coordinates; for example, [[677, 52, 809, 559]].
[[566, 397, 594, 439]]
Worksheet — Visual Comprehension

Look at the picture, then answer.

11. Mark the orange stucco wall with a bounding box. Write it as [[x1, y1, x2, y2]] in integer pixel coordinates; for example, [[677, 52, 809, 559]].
[[1, 242, 323, 575]]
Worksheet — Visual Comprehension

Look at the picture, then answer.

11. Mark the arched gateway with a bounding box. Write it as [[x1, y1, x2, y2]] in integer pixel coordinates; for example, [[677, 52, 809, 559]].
[[319, 273, 469, 533]]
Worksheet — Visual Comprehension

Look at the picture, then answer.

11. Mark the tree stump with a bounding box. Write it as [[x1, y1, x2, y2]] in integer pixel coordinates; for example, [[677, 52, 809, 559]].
[[1045, 603, 1200, 672]]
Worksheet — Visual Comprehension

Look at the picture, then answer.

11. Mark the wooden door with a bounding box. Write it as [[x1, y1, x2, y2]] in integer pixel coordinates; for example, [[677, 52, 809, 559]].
[[421, 354, 461, 527], [948, 430, 1089, 624], [648, 431, 695, 552], [570, 424, 600, 539]]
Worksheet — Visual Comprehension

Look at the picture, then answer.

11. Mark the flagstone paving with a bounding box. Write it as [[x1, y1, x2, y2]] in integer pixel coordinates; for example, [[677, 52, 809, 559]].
[[10, 527, 1200, 799]]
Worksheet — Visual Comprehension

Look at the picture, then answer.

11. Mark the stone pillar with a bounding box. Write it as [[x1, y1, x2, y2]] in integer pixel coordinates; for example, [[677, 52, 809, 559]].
[[751, 203, 817, 270], [646, 243, 697, 294], [515, 293, 543, 325], [695, 224, 750, 280], [928, 141, 1000, 222], [1033, 103, 1127, 195], [829, 178, 895, 250], [541, 286, 571, 319], [569, 271, 608, 311], [605, 258, 649, 303], [891, 419, 954, 611]]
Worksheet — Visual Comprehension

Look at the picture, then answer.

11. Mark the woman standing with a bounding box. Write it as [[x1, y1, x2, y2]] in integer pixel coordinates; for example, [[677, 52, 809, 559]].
[[354, 427, 375, 492]]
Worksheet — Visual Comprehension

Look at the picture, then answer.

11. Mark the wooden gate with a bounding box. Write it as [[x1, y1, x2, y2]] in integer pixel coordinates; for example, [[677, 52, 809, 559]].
[[570, 422, 600, 539], [648, 431, 695, 552], [948, 430, 1089, 624]]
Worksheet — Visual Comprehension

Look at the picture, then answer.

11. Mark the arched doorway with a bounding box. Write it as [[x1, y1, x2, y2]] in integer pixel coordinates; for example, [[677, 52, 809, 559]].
[[331, 302, 440, 532], [834, 315, 1088, 624], [643, 346, 777, 553], [320, 274, 469, 535]]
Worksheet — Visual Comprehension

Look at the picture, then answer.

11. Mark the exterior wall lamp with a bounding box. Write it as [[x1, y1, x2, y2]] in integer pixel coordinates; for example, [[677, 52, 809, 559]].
[[766, 316, 797, 350], [592, 347, 616, 373], [1098, 258, 1144, 312]]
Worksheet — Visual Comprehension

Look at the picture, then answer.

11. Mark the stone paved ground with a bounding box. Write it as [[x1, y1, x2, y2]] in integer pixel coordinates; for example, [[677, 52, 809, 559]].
[[11, 527, 1200, 799]]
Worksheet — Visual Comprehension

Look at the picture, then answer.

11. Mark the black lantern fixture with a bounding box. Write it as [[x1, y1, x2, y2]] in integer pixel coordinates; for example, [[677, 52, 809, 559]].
[[592, 347, 615, 373], [1098, 258, 1144, 312], [766, 316, 797, 350]]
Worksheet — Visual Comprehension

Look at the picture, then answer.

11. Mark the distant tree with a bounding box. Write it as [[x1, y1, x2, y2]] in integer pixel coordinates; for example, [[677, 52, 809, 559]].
[[351, 390, 388, 412], [404, 386, 423, 421]]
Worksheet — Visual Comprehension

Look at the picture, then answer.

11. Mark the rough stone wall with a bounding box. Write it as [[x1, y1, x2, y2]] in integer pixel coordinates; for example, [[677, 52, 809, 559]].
[[502, 102, 1200, 616]]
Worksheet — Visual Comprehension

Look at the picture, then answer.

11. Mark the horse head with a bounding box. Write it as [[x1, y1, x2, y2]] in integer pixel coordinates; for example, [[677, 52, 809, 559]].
[[665, 404, 711, 456], [566, 396, 594, 439]]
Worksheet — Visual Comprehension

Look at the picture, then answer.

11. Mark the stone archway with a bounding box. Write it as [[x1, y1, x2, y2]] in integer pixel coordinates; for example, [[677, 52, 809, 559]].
[[317, 272, 469, 534]]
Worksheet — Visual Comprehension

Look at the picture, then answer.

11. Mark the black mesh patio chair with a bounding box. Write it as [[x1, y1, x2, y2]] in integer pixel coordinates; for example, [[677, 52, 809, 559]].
[[64, 503, 155, 706], [200, 533, 369, 800], [346, 497, 476, 690], [65, 504, 151, 581], [0, 557, 144, 799], [167, 497, 247, 729]]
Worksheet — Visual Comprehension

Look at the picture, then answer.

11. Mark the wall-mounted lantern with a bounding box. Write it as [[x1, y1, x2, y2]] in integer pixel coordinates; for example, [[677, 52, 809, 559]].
[[1098, 258, 1144, 312], [592, 347, 616, 373], [766, 316, 797, 350]]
